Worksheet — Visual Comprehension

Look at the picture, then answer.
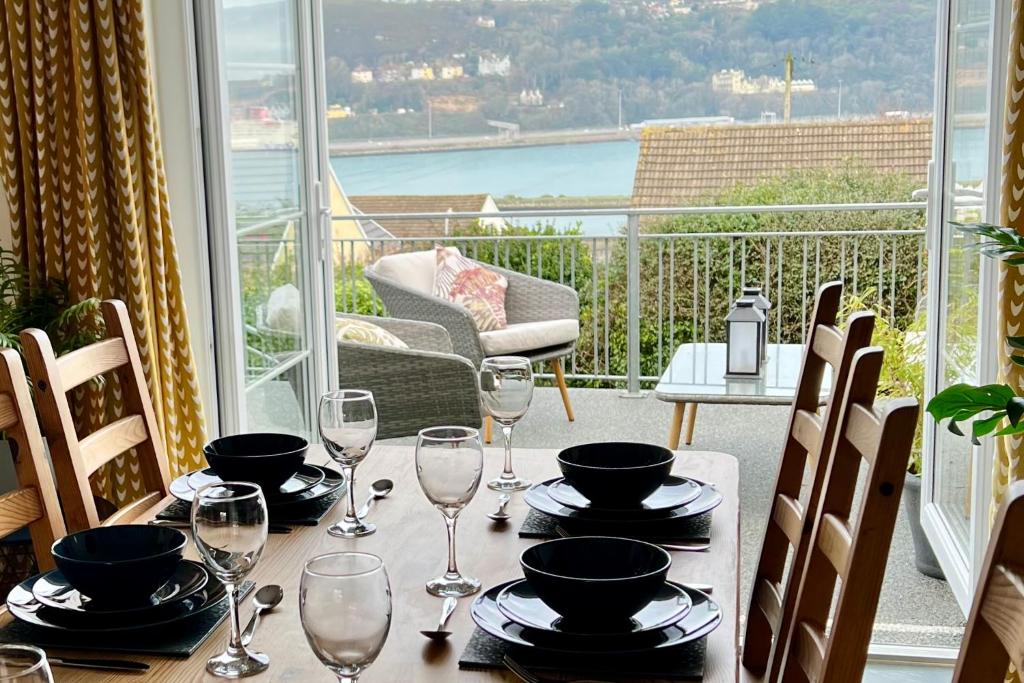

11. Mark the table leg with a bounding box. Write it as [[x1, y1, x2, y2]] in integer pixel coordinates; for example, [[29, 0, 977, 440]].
[[685, 403, 698, 445], [484, 415, 493, 444], [669, 403, 686, 450]]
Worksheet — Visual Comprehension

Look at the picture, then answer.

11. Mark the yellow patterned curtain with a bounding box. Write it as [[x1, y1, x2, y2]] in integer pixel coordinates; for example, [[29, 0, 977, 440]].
[[0, 0, 206, 502], [997, 2, 1024, 681]]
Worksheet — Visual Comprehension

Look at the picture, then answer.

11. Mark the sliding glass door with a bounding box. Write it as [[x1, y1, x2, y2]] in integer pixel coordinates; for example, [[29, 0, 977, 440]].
[[197, 0, 331, 437], [923, 0, 1006, 610]]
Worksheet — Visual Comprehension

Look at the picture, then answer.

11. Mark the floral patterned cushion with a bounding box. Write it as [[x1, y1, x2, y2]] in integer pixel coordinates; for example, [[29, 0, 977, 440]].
[[433, 246, 508, 331], [335, 318, 408, 348]]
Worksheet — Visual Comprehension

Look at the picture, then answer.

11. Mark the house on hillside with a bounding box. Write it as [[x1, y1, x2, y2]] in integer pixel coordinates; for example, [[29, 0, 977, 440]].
[[348, 194, 503, 238], [631, 118, 933, 207], [478, 53, 511, 77], [350, 67, 373, 84]]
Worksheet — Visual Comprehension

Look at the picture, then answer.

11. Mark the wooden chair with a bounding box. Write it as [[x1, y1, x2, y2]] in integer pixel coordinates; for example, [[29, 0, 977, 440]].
[[951, 480, 1024, 682], [776, 348, 918, 682], [0, 348, 65, 571], [20, 299, 171, 532], [741, 281, 875, 681]]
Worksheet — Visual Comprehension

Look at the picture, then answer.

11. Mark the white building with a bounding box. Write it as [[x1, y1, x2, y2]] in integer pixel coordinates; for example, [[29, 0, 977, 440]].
[[350, 67, 373, 84], [478, 54, 511, 77]]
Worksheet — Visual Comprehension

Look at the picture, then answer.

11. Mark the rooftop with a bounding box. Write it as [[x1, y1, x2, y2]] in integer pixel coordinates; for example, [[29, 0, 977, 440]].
[[631, 118, 933, 207], [348, 194, 499, 238]]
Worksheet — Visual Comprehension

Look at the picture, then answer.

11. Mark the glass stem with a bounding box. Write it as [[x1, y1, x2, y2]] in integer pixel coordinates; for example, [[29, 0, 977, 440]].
[[226, 583, 244, 654], [444, 514, 460, 576], [501, 424, 515, 479], [337, 677, 358, 683], [343, 465, 358, 521]]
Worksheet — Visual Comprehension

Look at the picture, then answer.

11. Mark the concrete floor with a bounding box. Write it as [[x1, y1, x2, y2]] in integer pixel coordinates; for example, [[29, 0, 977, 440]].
[[488, 387, 966, 650]]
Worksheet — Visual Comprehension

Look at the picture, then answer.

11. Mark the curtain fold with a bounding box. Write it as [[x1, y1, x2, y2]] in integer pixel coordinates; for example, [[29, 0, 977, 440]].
[[0, 0, 206, 503]]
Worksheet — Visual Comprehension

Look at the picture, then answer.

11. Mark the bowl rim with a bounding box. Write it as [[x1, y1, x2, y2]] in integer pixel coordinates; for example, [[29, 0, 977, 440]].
[[519, 536, 672, 583], [557, 442, 675, 472], [204, 432, 309, 458], [51, 525, 188, 566]]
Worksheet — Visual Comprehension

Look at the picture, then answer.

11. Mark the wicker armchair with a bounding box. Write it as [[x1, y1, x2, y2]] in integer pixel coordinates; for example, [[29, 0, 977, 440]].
[[365, 251, 579, 438], [336, 313, 482, 440]]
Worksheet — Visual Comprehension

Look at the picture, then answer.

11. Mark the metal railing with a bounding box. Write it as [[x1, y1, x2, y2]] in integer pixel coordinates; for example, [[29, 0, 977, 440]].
[[240, 202, 927, 393]]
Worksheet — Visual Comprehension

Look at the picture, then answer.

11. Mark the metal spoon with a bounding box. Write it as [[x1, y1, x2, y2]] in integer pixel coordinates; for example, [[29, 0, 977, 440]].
[[419, 596, 458, 640], [356, 478, 394, 520], [487, 494, 512, 521], [240, 584, 284, 646]]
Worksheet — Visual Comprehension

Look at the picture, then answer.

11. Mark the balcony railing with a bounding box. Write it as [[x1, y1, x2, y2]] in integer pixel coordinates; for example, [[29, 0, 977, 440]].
[[239, 202, 927, 392]]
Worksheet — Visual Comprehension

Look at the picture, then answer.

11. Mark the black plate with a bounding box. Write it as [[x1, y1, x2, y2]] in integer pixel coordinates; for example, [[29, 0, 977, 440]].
[[525, 478, 723, 524], [496, 579, 692, 636], [471, 581, 721, 654], [547, 475, 702, 514], [7, 567, 227, 633], [171, 464, 328, 503], [32, 561, 208, 615]]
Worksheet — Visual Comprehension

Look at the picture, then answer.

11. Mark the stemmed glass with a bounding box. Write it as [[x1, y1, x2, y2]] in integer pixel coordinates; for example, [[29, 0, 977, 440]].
[[0, 645, 52, 682], [319, 389, 378, 538], [479, 356, 534, 491], [300, 552, 392, 683], [192, 482, 269, 678], [416, 426, 484, 597]]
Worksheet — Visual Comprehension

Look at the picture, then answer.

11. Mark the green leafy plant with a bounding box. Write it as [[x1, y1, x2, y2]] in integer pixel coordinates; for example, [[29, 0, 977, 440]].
[[927, 222, 1024, 443], [0, 246, 103, 358]]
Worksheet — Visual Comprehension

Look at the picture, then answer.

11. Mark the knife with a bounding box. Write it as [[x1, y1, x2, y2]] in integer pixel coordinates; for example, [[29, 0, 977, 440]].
[[48, 656, 150, 672]]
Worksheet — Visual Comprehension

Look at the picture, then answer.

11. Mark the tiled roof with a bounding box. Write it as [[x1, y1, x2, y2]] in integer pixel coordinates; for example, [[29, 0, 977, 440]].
[[631, 118, 932, 207], [348, 194, 494, 238]]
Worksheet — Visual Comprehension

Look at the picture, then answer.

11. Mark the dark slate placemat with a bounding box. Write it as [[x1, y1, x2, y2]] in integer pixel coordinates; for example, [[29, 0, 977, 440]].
[[157, 488, 345, 526], [519, 509, 712, 543], [459, 627, 707, 680], [0, 582, 253, 658]]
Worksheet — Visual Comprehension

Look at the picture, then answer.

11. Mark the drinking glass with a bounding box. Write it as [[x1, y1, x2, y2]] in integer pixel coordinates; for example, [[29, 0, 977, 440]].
[[192, 482, 269, 678], [416, 426, 484, 597], [0, 645, 51, 682], [479, 356, 534, 491], [300, 552, 392, 683], [319, 389, 378, 538]]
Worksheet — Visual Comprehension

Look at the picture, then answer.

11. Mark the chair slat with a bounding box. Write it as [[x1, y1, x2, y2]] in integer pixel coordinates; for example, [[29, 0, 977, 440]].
[[794, 622, 826, 681], [754, 578, 783, 628], [843, 403, 882, 465], [817, 513, 852, 575], [772, 493, 804, 548], [790, 409, 822, 456], [0, 488, 43, 538], [0, 394, 18, 431], [810, 325, 843, 367], [978, 564, 1024, 671], [101, 491, 165, 527], [55, 338, 128, 392], [78, 415, 149, 476]]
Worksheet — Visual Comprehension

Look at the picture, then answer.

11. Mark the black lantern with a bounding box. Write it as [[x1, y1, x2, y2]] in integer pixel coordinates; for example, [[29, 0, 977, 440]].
[[725, 299, 765, 378], [741, 285, 772, 360]]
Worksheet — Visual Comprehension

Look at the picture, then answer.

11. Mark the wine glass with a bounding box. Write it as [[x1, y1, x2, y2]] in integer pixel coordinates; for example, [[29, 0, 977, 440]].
[[300, 552, 392, 683], [0, 645, 51, 682], [479, 356, 534, 491], [192, 482, 269, 678], [319, 389, 378, 538], [416, 426, 484, 597]]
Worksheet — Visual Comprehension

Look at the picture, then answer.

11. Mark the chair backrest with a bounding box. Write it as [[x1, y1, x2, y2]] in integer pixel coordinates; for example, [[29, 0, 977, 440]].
[[0, 348, 65, 571], [741, 280, 875, 680], [952, 480, 1024, 681], [369, 249, 436, 294], [778, 348, 918, 683], [20, 299, 171, 532]]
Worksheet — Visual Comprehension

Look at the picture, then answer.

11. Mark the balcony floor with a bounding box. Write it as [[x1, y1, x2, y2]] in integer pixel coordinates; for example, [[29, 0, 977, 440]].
[[472, 386, 964, 650]]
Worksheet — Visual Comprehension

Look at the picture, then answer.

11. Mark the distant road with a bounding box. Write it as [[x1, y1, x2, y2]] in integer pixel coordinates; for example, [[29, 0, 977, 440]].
[[329, 127, 639, 157]]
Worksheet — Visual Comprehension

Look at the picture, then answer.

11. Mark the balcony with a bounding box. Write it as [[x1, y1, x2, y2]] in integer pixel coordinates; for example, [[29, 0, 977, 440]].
[[236, 201, 960, 650]]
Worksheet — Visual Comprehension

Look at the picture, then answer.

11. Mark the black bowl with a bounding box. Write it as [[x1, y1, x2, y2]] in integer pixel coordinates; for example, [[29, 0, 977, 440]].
[[556, 442, 675, 507], [204, 433, 308, 492], [51, 525, 187, 604], [520, 537, 671, 623]]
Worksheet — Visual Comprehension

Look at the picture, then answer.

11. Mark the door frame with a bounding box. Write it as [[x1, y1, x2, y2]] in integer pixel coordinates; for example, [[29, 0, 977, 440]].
[[921, 0, 1010, 613], [193, 0, 332, 436]]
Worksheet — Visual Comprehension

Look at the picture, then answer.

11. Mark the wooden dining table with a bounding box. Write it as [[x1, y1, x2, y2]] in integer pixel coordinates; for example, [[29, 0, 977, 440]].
[[4, 446, 740, 682]]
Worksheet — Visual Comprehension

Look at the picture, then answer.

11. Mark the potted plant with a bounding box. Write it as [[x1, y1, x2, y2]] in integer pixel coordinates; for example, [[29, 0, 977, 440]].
[[845, 293, 944, 578], [0, 246, 102, 492]]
